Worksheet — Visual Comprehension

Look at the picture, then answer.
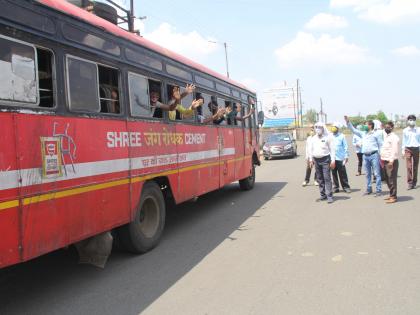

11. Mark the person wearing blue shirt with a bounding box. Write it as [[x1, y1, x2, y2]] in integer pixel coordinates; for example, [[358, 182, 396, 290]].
[[331, 123, 351, 193], [402, 114, 420, 189], [352, 125, 365, 176], [345, 116, 383, 196]]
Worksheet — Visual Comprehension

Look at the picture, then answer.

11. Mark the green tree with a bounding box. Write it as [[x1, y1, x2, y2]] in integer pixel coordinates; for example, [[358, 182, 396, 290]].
[[304, 108, 317, 125], [366, 114, 377, 121], [376, 110, 388, 124], [349, 115, 365, 126]]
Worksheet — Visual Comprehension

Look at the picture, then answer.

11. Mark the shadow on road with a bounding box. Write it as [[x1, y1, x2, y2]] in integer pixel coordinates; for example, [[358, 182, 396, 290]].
[[0, 181, 286, 315], [396, 195, 414, 202]]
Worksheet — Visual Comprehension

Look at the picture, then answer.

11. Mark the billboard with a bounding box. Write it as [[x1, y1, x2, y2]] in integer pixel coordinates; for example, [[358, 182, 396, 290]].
[[262, 87, 296, 128]]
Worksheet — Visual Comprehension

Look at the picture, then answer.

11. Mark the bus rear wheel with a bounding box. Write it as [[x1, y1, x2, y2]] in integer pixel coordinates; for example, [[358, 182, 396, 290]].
[[118, 182, 166, 254], [239, 164, 255, 190]]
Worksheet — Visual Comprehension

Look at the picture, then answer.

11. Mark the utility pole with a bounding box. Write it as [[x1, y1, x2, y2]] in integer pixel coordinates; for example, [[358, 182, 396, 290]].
[[128, 0, 134, 33], [223, 42, 230, 78], [208, 41, 230, 78]]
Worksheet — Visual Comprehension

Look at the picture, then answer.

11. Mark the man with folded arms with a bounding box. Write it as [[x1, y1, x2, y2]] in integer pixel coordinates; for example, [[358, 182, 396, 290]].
[[380, 121, 400, 203]]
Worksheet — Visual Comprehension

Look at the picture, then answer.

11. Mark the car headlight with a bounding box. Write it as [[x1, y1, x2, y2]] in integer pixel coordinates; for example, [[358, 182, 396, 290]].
[[284, 144, 292, 150]]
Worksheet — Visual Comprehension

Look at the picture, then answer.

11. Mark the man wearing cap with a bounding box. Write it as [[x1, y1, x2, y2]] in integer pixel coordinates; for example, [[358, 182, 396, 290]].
[[309, 122, 336, 203], [331, 122, 351, 193], [345, 116, 383, 196], [402, 114, 420, 190]]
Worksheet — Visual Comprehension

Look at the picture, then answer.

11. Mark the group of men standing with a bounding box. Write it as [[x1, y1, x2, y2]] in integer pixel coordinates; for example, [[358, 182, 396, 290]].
[[304, 115, 420, 204]]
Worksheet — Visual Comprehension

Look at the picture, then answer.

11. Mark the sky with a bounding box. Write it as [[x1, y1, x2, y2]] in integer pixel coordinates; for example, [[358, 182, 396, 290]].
[[113, 0, 420, 123]]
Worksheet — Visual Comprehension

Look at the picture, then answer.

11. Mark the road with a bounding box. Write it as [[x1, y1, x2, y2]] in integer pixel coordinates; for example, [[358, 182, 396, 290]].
[[1, 139, 420, 315]]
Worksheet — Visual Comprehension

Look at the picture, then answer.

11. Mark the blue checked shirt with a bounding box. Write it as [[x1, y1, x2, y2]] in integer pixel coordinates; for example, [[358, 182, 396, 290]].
[[333, 132, 348, 161], [347, 122, 382, 154]]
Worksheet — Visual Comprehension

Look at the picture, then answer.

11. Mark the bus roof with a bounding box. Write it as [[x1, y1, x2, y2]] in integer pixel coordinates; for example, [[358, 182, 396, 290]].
[[36, 0, 254, 94]]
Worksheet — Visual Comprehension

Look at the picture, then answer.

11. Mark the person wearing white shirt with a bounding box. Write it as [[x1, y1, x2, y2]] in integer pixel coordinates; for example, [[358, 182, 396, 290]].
[[309, 122, 336, 203], [380, 121, 400, 203], [402, 114, 420, 189], [302, 127, 318, 186]]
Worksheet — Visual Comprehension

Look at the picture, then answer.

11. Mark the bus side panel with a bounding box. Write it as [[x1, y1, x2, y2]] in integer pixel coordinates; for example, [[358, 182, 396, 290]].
[[175, 124, 219, 202], [234, 128, 246, 180], [128, 121, 178, 210], [219, 127, 236, 187], [14, 114, 131, 262], [0, 113, 21, 268], [197, 126, 219, 196]]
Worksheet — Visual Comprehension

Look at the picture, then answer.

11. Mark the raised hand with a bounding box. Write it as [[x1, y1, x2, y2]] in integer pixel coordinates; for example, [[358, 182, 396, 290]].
[[191, 98, 203, 109], [185, 84, 196, 94], [172, 86, 181, 100]]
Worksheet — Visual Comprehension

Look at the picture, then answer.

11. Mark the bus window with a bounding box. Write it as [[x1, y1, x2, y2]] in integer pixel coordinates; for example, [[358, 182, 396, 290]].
[[225, 100, 236, 126], [37, 48, 54, 108], [128, 72, 150, 117], [234, 102, 243, 127], [217, 97, 226, 125], [195, 92, 212, 123], [244, 105, 250, 128], [98, 65, 120, 114], [67, 56, 100, 113], [180, 85, 195, 122], [0, 36, 37, 104]]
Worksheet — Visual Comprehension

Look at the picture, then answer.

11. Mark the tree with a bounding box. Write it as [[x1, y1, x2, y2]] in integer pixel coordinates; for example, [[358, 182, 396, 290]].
[[376, 110, 388, 124], [348, 115, 365, 126], [304, 108, 317, 125]]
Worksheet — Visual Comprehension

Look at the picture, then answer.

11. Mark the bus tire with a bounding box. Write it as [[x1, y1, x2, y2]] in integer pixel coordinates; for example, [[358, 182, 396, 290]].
[[118, 182, 166, 254], [239, 164, 255, 190]]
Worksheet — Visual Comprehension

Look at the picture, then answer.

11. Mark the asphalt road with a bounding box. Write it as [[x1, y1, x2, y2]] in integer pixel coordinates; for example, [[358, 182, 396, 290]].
[[1, 139, 420, 315]]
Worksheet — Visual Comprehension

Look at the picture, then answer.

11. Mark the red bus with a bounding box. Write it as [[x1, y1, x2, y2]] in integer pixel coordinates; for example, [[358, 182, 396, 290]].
[[0, 0, 261, 268]]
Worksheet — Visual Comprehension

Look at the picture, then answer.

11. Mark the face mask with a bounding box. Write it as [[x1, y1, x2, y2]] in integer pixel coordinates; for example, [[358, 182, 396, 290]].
[[362, 125, 369, 132], [408, 120, 416, 127], [316, 128, 323, 135], [385, 127, 392, 134]]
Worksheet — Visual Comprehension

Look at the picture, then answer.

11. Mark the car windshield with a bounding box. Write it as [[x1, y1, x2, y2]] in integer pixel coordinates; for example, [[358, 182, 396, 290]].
[[267, 133, 291, 142]]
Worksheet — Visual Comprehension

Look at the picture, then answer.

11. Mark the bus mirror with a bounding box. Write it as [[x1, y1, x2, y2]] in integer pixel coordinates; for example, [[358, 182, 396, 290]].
[[257, 111, 264, 126]]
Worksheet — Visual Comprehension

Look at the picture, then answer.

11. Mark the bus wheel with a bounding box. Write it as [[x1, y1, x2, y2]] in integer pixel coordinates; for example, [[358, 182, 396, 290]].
[[239, 164, 255, 190], [118, 182, 166, 254]]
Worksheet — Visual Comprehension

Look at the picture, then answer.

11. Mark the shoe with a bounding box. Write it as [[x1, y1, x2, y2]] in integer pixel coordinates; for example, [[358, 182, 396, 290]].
[[314, 181, 319, 186], [408, 186, 414, 190], [363, 191, 372, 196], [386, 197, 397, 204], [356, 173, 361, 176], [333, 189, 340, 193], [317, 196, 327, 202], [327, 197, 334, 204], [384, 196, 392, 200], [302, 181, 308, 187], [375, 192, 382, 197], [343, 188, 351, 193]]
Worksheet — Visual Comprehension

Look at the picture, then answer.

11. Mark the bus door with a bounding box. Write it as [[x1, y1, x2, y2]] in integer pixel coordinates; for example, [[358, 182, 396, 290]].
[[217, 99, 236, 187], [243, 104, 254, 171], [233, 102, 246, 180]]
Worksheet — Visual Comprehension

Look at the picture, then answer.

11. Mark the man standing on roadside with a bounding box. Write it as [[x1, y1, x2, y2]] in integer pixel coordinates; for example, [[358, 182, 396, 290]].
[[380, 121, 400, 203], [345, 116, 383, 196], [309, 122, 336, 204], [402, 115, 420, 190], [331, 122, 351, 193]]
